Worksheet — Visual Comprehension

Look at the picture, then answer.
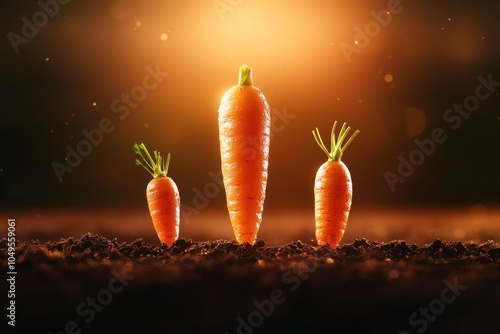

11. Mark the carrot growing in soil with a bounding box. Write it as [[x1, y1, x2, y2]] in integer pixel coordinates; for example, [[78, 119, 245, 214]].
[[218, 65, 271, 245], [312, 122, 359, 248], [133, 143, 180, 246]]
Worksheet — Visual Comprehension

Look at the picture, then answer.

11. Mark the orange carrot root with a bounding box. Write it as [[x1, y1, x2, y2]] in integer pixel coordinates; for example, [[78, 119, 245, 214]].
[[147, 177, 180, 246], [314, 160, 352, 247], [218, 65, 271, 245], [133, 143, 180, 246], [312, 122, 359, 248]]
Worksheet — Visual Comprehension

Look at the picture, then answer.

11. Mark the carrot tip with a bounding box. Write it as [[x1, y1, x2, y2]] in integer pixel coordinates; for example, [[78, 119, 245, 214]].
[[238, 64, 253, 86]]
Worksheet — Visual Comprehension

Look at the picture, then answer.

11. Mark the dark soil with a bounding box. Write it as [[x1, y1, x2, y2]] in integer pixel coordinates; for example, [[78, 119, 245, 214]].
[[2, 234, 500, 334]]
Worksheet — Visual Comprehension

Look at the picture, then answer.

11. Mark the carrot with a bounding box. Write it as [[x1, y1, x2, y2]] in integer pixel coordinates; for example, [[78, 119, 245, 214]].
[[312, 121, 359, 248], [132, 143, 180, 246], [218, 65, 271, 245]]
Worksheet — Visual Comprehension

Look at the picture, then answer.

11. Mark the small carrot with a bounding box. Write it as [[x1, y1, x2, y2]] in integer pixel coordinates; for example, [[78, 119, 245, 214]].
[[132, 143, 180, 246], [312, 121, 359, 248], [218, 65, 271, 245]]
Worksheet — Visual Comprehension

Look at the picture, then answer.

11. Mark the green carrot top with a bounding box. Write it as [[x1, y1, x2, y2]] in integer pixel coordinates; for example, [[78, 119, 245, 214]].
[[132, 143, 170, 178], [238, 64, 253, 86], [312, 121, 359, 162]]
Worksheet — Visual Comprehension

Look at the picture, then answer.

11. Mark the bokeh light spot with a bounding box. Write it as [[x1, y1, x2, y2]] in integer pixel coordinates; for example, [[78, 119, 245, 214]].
[[384, 74, 393, 83], [389, 269, 399, 279], [160, 33, 168, 41], [468, 204, 487, 216], [404, 107, 427, 137]]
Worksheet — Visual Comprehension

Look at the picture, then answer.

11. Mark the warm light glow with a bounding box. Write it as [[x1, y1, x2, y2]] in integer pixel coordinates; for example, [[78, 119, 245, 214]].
[[110, 0, 132, 20], [25, 0, 495, 214]]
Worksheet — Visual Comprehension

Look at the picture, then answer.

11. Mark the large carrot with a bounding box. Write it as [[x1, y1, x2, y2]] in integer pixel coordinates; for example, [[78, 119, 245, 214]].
[[218, 65, 271, 245], [312, 121, 359, 248], [132, 143, 180, 246]]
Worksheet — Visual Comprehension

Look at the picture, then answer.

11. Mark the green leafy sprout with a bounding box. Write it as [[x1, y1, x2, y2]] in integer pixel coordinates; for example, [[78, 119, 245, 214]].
[[312, 121, 360, 162], [132, 143, 170, 179]]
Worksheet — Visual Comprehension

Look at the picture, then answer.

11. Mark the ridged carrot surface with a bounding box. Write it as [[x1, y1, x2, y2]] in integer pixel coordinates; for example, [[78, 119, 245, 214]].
[[312, 122, 359, 248], [133, 143, 180, 246], [218, 65, 271, 245], [146, 177, 180, 246]]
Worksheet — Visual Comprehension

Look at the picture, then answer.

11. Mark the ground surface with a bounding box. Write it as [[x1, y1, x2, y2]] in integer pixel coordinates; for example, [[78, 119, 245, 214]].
[[5, 208, 500, 246], [2, 234, 499, 334]]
